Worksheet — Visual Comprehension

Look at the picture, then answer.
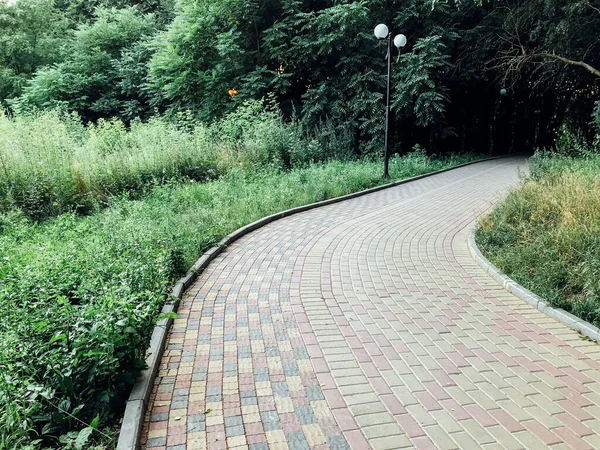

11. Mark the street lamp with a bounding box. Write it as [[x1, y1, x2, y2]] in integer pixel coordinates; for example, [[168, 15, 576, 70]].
[[375, 23, 407, 178]]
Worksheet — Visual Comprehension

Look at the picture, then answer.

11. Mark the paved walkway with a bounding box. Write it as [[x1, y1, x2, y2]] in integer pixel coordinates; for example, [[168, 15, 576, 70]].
[[141, 157, 600, 450]]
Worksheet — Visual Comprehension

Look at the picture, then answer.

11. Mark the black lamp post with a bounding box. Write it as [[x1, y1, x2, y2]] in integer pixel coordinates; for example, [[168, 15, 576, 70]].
[[375, 24, 407, 178]]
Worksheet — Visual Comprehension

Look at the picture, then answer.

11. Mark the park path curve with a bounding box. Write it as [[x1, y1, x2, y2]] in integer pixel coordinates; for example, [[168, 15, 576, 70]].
[[141, 157, 600, 450]]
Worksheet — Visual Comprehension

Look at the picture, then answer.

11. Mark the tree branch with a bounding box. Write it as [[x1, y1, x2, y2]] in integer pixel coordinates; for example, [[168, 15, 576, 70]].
[[583, 0, 600, 16], [540, 52, 600, 78]]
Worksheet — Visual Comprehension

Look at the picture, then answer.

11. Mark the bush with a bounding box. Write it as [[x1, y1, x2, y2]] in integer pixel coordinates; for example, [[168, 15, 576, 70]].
[[477, 151, 600, 325], [0, 152, 478, 447], [0, 102, 317, 220]]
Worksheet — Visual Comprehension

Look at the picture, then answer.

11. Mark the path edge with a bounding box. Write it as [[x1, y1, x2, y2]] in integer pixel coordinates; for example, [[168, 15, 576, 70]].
[[468, 229, 600, 344], [116, 154, 512, 449]]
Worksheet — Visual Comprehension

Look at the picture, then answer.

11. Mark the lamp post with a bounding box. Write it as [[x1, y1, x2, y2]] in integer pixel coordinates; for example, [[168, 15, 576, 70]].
[[375, 24, 407, 178]]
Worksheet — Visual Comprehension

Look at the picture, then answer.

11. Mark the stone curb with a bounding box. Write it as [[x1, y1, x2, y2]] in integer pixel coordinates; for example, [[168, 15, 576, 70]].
[[468, 229, 600, 343], [116, 154, 513, 449]]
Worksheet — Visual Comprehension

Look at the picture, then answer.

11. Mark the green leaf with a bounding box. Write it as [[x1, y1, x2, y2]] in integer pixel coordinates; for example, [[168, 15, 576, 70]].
[[75, 427, 94, 450], [157, 312, 177, 321], [49, 331, 67, 344], [90, 415, 100, 430]]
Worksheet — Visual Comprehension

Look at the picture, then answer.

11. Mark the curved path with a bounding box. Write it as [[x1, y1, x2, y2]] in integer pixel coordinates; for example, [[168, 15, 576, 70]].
[[141, 157, 600, 450]]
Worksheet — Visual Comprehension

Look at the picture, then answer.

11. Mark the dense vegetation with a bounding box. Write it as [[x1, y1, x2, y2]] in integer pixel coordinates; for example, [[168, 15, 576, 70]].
[[2, 0, 600, 154], [2, 0, 600, 448], [477, 146, 600, 327], [0, 101, 351, 220]]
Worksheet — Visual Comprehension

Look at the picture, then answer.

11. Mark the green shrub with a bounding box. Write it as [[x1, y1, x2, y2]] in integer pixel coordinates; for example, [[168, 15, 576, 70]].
[[2, 101, 467, 223], [477, 151, 600, 324], [0, 101, 321, 220], [293, 120, 355, 166]]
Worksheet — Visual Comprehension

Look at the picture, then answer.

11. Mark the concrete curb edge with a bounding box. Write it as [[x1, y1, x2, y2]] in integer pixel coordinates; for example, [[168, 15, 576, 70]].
[[116, 154, 513, 449], [467, 229, 600, 344]]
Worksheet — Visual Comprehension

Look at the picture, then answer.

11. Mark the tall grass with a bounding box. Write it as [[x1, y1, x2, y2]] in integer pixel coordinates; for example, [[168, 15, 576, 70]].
[[477, 150, 600, 326], [0, 150, 478, 448], [0, 101, 340, 220]]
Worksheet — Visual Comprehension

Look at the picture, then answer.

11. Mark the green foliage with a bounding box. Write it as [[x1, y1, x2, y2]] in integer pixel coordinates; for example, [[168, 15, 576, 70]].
[[147, 0, 490, 153], [477, 151, 600, 325], [2, 0, 600, 153], [504, 0, 600, 78], [0, 0, 174, 111], [263, 1, 375, 132], [0, 100, 323, 220], [0, 0, 71, 102], [393, 35, 452, 128], [552, 122, 597, 157], [592, 101, 600, 137], [147, 0, 278, 121], [0, 150, 478, 447], [14, 7, 158, 121], [5, 99, 469, 222], [3, 0, 598, 153]]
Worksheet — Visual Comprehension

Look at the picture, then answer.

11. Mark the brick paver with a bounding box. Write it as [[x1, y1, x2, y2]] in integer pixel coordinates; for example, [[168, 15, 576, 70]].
[[141, 157, 600, 450]]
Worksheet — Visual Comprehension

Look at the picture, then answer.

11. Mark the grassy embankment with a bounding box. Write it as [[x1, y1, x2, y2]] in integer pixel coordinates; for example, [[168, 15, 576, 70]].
[[0, 107, 479, 449], [477, 151, 600, 327]]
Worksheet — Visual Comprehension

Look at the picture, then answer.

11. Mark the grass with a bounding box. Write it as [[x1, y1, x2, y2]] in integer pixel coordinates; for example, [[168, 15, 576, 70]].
[[0, 150, 479, 449], [0, 101, 352, 221], [476, 150, 600, 327]]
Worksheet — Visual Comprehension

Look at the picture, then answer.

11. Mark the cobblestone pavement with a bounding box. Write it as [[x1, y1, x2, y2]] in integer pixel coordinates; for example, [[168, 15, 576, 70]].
[[141, 157, 600, 450]]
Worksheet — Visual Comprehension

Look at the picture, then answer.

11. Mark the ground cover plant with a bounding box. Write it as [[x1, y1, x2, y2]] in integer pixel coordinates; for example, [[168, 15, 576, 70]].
[[476, 146, 600, 328], [0, 106, 478, 448]]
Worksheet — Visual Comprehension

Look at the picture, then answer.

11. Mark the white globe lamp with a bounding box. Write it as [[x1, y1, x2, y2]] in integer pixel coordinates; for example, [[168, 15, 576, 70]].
[[374, 24, 389, 39], [394, 34, 407, 48]]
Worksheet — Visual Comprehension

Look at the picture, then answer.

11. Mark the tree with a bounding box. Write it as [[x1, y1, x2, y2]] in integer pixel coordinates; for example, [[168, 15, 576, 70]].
[[488, 0, 600, 138], [0, 0, 71, 102], [147, 0, 284, 121], [14, 7, 158, 121], [493, 0, 600, 83], [6, 0, 599, 154], [148, 0, 467, 153]]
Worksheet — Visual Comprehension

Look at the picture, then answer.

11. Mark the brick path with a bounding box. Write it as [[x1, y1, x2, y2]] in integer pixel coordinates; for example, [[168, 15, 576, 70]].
[[141, 157, 600, 450]]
